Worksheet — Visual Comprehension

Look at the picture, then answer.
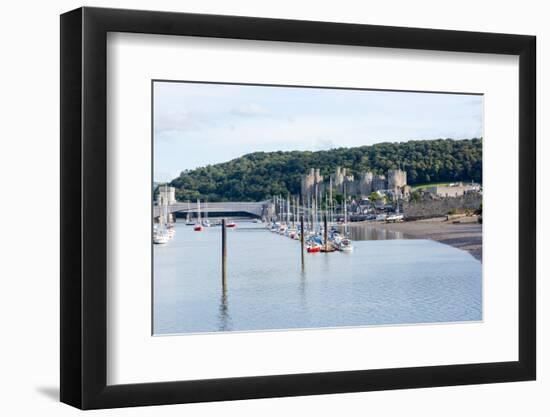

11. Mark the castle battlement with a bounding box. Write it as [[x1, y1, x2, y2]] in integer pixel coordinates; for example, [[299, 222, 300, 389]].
[[300, 167, 407, 200]]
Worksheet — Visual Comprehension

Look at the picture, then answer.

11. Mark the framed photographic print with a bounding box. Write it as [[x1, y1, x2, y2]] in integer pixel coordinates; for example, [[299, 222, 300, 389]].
[[60, 7, 536, 409]]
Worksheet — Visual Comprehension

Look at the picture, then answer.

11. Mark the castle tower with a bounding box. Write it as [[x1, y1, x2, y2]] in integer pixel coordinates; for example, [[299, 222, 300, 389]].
[[358, 172, 374, 196], [387, 169, 407, 189], [301, 168, 324, 198], [372, 174, 387, 191], [333, 166, 345, 187]]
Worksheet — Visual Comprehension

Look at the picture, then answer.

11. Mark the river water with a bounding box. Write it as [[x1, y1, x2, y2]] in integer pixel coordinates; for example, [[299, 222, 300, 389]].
[[153, 220, 482, 335]]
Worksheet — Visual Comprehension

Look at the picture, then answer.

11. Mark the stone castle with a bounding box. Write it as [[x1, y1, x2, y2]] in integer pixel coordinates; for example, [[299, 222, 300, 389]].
[[301, 167, 408, 200]]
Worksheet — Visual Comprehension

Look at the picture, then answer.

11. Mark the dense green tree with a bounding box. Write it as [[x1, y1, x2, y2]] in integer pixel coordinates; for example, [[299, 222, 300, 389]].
[[169, 138, 482, 201]]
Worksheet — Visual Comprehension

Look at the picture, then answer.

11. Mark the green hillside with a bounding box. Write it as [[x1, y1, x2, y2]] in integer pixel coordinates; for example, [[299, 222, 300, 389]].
[[168, 138, 482, 202]]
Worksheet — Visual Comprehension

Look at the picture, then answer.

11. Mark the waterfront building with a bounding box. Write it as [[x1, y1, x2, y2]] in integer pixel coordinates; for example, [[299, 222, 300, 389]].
[[426, 182, 481, 198]]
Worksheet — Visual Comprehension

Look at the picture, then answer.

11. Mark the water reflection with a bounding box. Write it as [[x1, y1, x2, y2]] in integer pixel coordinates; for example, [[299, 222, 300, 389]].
[[299, 269, 307, 312], [218, 283, 230, 331], [154, 221, 481, 334], [345, 225, 404, 241]]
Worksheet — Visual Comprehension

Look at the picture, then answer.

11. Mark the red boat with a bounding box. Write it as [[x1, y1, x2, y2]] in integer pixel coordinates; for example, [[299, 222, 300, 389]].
[[226, 222, 237, 228], [307, 244, 321, 253], [194, 199, 204, 231]]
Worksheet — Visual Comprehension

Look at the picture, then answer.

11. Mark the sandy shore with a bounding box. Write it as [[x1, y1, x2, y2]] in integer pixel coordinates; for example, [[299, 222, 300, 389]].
[[351, 217, 482, 261]]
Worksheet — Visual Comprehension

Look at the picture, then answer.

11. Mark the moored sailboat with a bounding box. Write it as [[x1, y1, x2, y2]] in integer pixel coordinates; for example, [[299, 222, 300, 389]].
[[153, 230, 169, 244], [337, 237, 354, 252], [194, 199, 203, 231], [202, 200, 211, 227], [154, 184, 175, 243], [185, 201, 195, 225]]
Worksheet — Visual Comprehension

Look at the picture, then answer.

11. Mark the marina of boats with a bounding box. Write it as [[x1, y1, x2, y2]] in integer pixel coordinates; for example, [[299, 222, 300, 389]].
[[154, 185, 358, 254], [152, 187, 482, 335], [153, 212, 482, 334], [153, 185, 176, 245], [264, 193, 356, 253]]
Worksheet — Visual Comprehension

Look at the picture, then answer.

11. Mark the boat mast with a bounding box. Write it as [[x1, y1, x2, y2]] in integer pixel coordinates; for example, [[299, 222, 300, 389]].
[[321, 191, 324, 233], [344, 182, 348, 236], [314, 185, 317, 233], [158, 185, 165, 232], [325, 191, 328, 230], [308, 193, 311, 231], [294, 195, 297, 228], [329, 177, 333, 225], [287, 195, 290, 225], [164, 184, 169, 228], [313, 185, 317, 233], [197, 199, 201, 224]]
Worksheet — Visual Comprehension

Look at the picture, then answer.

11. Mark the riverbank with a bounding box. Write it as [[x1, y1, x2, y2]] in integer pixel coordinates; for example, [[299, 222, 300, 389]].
[[351, 217, 482, 261]]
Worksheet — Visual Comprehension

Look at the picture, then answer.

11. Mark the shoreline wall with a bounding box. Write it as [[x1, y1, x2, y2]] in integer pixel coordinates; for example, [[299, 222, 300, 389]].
[[404, 194, 482, 220]]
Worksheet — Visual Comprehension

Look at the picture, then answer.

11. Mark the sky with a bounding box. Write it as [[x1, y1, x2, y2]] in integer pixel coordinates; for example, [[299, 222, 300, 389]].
[[153, 81, 483, 182]]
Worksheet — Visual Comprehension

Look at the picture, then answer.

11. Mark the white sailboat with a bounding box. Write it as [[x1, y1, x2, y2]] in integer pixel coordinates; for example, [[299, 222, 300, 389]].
[[153, 229, 169, 244], [344, 196, 348, 235], [203, 200, 211, 227], [185, 200, 195, 225], [339, 183, 354, 252], [194, 199, 203, 231], [154, 185, 171, 244], [164, 186, 175, 240], [338, 237, 354, 252]]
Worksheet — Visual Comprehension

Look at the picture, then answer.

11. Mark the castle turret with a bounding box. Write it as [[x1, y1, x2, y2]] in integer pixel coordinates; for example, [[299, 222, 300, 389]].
[[358, 172, 374, 195], [333, 166, 345, 187], [301, 168, 323, 198], [372, 174, 387, 191], [388, 169, 407, 189]]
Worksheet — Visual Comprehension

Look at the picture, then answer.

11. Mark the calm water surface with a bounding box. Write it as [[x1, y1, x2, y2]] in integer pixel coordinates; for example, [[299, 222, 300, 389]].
[[153, 221, 482, 334]]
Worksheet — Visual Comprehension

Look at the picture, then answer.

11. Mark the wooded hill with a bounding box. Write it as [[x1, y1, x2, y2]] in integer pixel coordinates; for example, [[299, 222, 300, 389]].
[[168, 138, 482, 202]]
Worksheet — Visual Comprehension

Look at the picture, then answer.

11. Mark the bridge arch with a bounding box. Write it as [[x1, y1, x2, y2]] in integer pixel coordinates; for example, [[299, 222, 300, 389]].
[[153, 201, 273, 219]]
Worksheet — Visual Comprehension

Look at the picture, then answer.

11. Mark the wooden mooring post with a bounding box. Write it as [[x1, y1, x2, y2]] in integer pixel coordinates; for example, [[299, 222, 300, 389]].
[[324, 213, 328, 252], [222, 218, 227, 284], [300, 214, 305, 270]]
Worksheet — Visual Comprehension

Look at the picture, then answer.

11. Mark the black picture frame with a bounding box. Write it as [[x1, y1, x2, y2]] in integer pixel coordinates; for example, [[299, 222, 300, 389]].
[[60, 6, 536, 410]]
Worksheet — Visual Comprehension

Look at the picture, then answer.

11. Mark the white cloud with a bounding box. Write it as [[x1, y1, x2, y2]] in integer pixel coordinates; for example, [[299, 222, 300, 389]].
[[230, 103, 270, 117], [153, 82, 483, 178], [154, 110, 204, 134]]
